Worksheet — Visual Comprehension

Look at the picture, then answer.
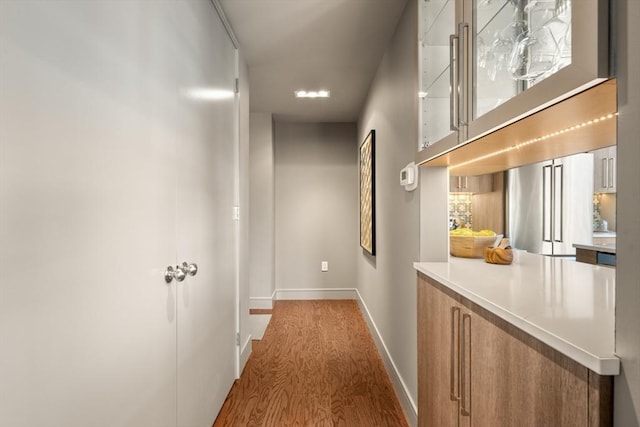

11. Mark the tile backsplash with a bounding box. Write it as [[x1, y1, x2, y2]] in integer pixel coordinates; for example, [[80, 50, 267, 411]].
[[449, 193, 472, 228], [594, 192, 616, 231]]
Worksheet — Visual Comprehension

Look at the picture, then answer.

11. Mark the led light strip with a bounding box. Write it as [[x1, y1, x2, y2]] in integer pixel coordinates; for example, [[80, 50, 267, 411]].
[[450, 113, 618, 170]]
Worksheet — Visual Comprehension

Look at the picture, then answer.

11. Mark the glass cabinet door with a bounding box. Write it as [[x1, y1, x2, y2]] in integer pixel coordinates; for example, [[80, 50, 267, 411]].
[[472, 0, 573, 120], [419, 0, 459, 149], [473, 0, 521, 119], [468, 0, 607, 141], [417, 0, 608, 162]]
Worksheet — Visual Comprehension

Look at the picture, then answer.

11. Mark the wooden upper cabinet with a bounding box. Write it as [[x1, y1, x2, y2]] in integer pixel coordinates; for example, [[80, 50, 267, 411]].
[[449, 174, 493, 193], [593, 146, 617, 193]]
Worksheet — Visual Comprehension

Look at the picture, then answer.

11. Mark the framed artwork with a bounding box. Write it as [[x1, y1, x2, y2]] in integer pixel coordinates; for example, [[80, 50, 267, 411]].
[[359, 130, 376, 255]]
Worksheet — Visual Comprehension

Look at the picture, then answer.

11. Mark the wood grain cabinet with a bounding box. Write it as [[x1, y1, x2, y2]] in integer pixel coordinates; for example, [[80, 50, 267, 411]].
[[418, 273, 612, 427], [593, 146, 617, 193], [449, 174, 493, 193]]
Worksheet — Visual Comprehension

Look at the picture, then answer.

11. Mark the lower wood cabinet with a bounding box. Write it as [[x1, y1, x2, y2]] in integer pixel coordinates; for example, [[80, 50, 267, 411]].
[[417, 273, 612, 427]]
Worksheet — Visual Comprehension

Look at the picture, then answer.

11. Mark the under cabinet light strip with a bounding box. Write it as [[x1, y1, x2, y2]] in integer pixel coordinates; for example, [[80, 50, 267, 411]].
[[449, 113, 618, 170]]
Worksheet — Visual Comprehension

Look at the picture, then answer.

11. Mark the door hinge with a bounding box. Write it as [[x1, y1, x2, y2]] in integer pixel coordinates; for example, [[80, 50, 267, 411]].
[[234, 78, 239, 94], [236, 332, 240, 346]]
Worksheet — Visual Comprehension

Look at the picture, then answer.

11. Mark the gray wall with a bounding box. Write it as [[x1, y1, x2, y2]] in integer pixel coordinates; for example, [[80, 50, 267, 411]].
[[357, 0, 419, 418], [249, 113, 275, 303], [274, 122, 358, 290], [614, 0, 640, 425]]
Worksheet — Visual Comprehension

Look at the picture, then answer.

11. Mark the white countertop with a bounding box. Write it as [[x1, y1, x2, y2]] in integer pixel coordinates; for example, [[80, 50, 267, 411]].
[[414, 252, 619, 376], [593, 231, 616, 237], [573, 242, 617, 254]]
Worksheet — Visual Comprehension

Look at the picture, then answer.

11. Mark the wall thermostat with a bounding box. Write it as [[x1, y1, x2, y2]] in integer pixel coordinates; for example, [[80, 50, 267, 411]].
[[400, 162, 418, 191]]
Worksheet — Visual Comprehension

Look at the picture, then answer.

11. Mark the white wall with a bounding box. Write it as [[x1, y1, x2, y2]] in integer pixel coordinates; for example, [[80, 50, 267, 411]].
[[614, 0, 640, 425], [249, 113, 276, 306], [274, 122, 358, 291], [357, 0, 419, 421], [238, 53, 252, 372]]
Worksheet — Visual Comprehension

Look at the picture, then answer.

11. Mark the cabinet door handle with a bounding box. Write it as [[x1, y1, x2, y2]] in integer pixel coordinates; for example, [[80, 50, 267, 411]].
[[461, 313, 471, 417], [608, 157, 614, 188], [449, 34, 459, 131], [602, 158, 608, 189], [553, 164, 564, 243], [464, 176, 468, 189], [458, 22, 469, 128], [542, 165, 553, 242], [450, 306, 461, 401]]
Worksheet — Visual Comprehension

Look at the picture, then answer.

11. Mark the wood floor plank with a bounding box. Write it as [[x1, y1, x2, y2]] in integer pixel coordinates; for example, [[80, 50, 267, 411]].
[[249, 308, 273, 315], [213, 300, 408, 427]]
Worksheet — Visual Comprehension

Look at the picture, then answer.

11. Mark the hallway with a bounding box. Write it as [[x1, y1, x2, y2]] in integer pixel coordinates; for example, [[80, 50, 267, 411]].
[[214, 300, 408, 426]]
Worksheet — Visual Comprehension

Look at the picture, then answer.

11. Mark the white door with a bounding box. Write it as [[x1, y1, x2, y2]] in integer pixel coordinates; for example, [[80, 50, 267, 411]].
[[0, 2, 179, 426], [0, 2, 238, 426], [174, 2, 238, 425]]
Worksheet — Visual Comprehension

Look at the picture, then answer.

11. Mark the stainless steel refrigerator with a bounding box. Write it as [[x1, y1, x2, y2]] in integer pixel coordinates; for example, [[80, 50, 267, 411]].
[[507, 153, 594, 257]]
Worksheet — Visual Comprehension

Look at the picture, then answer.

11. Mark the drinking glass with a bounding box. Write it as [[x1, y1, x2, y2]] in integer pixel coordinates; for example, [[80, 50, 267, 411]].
[[509, 0, 570, 82]]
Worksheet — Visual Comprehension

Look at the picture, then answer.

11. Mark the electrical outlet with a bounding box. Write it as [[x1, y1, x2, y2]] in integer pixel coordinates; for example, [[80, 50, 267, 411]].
[[321, 261, 328, 272]]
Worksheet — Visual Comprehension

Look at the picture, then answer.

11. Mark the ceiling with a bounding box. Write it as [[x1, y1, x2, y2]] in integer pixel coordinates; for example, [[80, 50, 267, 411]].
[[219, 0, 409, 123]]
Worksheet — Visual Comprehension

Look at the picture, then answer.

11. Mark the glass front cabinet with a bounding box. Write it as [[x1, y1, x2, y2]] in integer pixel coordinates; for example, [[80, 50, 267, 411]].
[[418, 0, 610, 162]]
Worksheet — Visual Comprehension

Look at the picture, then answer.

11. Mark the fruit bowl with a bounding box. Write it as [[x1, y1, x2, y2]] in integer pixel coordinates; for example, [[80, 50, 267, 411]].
[[449, 229, 496, 258]]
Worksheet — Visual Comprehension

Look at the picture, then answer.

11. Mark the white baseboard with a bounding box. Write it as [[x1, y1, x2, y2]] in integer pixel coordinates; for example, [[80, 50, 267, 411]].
[[239, 334, 252, 375], [249, 293, 275, 310], [355, 289, 418, 427], [274, 288, 357, 300]]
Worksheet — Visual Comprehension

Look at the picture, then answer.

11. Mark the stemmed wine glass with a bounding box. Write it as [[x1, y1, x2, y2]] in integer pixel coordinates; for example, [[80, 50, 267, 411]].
[[508, 0, 571, 82], [488, 19, 527, 81]]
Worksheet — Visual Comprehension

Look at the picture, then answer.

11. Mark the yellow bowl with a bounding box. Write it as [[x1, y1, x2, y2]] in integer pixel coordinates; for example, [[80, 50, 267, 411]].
[[450, 235, 496, 258]]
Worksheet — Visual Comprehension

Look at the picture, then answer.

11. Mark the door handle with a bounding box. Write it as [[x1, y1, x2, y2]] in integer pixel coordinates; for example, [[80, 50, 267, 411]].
[[461, 313, 471, 417], [542, 165, 552, 242], [458, 22, 469, 128], [449, 34, 459, 131], [450, 306, 461, 401], [180, 262, 198, 277], [164, 265, 186, 283], [553, 165, 564, 242]]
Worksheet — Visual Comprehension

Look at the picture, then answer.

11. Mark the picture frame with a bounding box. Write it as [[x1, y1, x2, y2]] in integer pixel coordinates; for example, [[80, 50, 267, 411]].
[[359, 130, 376, 255]]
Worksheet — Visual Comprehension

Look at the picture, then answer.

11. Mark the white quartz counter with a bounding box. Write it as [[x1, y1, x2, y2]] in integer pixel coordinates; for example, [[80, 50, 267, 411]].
[[593, 231, 616, 238], [414, 252, 619, 376]]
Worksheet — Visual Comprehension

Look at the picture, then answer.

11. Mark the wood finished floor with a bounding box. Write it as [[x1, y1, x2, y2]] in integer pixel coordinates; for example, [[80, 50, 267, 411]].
[[213, 300, 409, 427]]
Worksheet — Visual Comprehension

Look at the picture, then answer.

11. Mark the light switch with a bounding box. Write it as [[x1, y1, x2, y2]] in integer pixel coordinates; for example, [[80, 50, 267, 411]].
[[321, 261, 328, 272]]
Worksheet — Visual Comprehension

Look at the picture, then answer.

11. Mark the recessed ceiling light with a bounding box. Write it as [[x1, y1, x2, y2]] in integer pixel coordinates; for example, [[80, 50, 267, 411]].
[[294, 90, 330, 98], [184, 88, 235, 100]]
